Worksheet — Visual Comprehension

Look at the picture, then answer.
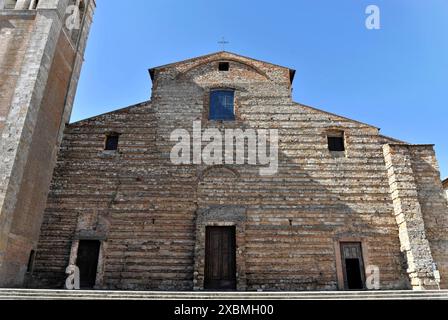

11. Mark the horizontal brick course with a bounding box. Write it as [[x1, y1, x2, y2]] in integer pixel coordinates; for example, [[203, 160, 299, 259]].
[[30, 52, 448, 291]]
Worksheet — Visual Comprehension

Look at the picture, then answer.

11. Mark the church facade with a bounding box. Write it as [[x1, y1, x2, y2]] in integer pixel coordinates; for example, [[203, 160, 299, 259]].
[[24, 51, 448, 292]]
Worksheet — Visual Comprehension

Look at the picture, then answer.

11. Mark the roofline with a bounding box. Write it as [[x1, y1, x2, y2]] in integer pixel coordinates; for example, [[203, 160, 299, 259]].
[[378, 134, 408, 144], [293, 102, 380, 130], [67, 99, 425, 153], [149, 51, 226, 71], [70, 99, 382, 132], [148, 51, 296, 83], [387, 143, 435, 147], [69, 100, 151, 125], [294, 103, 435, 145]]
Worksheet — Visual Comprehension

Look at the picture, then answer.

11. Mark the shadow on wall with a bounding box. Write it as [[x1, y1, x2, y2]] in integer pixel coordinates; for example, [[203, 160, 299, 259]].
[[27, 65, 413, 291]]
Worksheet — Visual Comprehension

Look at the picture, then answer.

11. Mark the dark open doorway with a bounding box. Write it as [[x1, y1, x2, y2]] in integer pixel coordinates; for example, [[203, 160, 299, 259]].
[[340, 242, 366, 290], [77, 240, 101, 289]]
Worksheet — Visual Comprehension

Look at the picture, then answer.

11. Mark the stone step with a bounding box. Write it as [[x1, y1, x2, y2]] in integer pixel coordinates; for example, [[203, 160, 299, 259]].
[[0, 289, 447, 300]]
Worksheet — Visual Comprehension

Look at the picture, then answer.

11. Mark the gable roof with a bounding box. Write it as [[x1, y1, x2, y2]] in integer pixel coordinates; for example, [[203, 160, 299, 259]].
[[69, 53, 411, 146], [148, 51, 296, 84]]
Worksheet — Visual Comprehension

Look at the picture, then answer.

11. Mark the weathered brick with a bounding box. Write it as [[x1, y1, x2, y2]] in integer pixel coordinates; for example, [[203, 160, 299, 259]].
[[30, 52, 448, 291]]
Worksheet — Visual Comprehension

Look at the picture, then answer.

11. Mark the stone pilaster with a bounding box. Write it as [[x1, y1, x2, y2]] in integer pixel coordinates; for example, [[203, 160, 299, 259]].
[[408, 145, 448, 289], [383, 144, 439, 290]]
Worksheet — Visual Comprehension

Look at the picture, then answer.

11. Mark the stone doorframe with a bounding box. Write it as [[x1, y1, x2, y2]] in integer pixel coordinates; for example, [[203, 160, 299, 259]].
[[334, 236, 370, 291], [193, 205, 247, 291], [68, 232, 108, 290]]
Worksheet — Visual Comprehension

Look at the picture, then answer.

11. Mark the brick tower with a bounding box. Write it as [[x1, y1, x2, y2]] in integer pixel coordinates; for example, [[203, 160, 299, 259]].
[[0, 0, 95, 287]]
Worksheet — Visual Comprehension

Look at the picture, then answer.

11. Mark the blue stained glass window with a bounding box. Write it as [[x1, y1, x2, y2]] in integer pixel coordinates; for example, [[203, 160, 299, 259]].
[[209, 90, 235, 121]]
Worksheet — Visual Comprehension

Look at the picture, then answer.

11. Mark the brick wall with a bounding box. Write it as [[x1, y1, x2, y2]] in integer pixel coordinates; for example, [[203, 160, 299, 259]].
[[31, 52, 446, 291]]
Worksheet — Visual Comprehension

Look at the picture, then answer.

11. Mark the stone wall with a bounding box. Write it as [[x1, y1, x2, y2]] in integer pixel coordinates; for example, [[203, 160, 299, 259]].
[[383, 144, 445, 289], [408, 146, 448, 289], [31, 52, 446, 291]]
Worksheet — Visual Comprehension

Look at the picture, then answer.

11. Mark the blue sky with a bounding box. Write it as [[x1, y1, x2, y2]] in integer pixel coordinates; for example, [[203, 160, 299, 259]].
[[72, 0, 448, 178]]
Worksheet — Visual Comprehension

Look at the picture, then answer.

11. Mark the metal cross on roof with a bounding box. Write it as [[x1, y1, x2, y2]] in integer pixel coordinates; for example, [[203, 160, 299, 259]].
[[218, 37, 229, 51]]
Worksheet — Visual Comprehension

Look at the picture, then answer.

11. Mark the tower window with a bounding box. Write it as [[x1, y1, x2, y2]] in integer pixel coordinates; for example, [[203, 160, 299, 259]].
[[209, 90, 235, 121], [328, 131, 345, 152], [218, 62, 230, 72], [105, 134, 119, 151]]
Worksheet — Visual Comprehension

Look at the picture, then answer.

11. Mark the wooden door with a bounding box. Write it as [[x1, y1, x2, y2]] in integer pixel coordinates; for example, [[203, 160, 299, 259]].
[[77, 240, 101, 289], [340, 242, 366, 290], [204, 227, 236, 290]]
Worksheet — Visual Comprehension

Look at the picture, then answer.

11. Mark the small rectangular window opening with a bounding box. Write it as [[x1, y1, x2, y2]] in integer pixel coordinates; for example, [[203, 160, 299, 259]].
[[219, 62, 230, 72], [328, 132, 345, 152], [105, 134, 119, 151]]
